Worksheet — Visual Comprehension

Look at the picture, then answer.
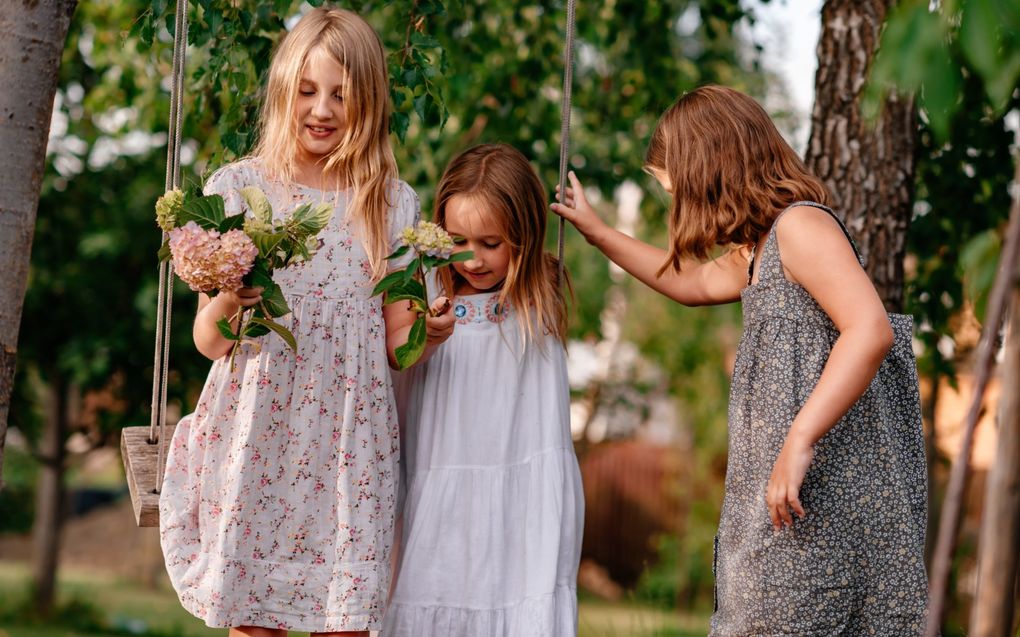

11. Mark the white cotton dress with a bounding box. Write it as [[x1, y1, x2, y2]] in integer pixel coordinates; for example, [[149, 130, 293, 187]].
[[159, 157, 419, 632], [382, 291, 584, 637]]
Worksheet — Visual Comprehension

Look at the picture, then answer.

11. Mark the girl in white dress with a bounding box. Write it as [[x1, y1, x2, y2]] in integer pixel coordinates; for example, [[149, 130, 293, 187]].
[[382, 144, 584, 636], [159, 8, 454, 637]]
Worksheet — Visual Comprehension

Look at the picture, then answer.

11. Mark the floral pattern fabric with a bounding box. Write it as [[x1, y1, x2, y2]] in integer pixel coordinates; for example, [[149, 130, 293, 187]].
[[159, 158, 419, 632], [711, 202, 929, 636]]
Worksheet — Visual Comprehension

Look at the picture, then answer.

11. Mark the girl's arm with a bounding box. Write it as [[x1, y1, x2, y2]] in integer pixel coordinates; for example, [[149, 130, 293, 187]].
[[765, 206, 895, 530], [384, 296, 455, 370], [193, 287, 264, 360], [551, 171, 748, 306]]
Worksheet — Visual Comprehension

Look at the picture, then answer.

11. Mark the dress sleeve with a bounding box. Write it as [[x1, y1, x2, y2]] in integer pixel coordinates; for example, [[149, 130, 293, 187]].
[[202, 163, 246, 218], [387, 180, 422, 272]]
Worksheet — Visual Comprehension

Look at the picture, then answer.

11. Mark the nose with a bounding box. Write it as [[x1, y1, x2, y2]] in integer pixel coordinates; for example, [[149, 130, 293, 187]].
[[463, 254, 484, 271], [311, 93, 332, 120]]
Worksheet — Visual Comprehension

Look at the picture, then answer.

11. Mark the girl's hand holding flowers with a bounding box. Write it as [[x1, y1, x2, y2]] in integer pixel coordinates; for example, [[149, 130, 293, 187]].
[[424, 296, 455, 347], [155, 186, 332, 367], [373, 221, 471, 369]]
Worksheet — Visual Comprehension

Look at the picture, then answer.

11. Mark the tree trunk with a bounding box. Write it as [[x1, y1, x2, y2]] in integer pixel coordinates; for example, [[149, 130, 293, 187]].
[[923, 372, 940, 567], [32, 371, 68, 615], [0, 0, 78, 489], [805, 0, 916, 313], [969, 287, 1020, 636]]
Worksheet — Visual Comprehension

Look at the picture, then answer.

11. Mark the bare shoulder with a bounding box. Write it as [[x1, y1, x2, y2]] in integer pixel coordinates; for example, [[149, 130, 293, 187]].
[[773, 205, 854, 260]]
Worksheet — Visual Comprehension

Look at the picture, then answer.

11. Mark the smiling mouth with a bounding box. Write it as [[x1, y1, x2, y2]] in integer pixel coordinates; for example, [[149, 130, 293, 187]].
[[306, 125, 335, 135]]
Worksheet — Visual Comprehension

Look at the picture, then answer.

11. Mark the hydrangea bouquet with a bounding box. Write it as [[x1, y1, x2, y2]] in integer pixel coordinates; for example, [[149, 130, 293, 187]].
[[156, 187, 332, 363], [372, 220, 472, 369]]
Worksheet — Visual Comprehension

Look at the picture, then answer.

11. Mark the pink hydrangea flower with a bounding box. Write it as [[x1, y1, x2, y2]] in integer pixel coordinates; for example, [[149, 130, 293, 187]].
[[168, 221, 258, 293]]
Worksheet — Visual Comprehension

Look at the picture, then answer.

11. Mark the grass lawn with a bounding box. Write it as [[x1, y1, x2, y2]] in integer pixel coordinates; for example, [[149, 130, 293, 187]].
[[0, 561, 709, 637]]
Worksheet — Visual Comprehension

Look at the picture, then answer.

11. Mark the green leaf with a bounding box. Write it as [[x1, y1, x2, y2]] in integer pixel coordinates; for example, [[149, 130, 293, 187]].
[[260, 281, 290, 318], [960, 0, 1000, 85], [218, 214, 245, 233], [157, 240, 171, 262], [414, 94, 429, 123], [391, 111, 410, 142], [391, 278, 426, 300], [385, 294, 429, 314], [286, 202, 333, 237], [249, 316, 297, 351], [372, 269, 407, 296], [249, 230, 287, 260], [247, 259, 274, 289], [239, 186, 273, 224], [243, 322, 270, 338], [400, 258, 421, 285], [410, 32, 439, 48], [216, 317, 240, 341], [178, 195, 226, 229], [448, 251, 473, 263], [394, 316, 427, 369], [386, 244, 410, 261]]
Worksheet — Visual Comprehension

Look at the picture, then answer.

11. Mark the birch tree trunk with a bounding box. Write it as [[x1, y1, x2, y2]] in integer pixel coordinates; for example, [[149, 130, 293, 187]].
[[805, 0, 916, 313], [0, 0, 78, 489]]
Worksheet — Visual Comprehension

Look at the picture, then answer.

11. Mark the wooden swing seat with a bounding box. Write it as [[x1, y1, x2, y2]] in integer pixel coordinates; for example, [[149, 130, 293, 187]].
[[121, 425, 175, 527]]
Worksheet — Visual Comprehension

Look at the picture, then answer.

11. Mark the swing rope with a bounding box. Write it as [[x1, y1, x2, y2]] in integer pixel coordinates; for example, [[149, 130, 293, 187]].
[[556, 0, 577, 286], [149, 0, 189, 494]]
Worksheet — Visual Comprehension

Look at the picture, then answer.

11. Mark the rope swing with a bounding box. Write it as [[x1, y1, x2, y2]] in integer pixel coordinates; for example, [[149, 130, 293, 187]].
[[121, 0, 188, 527], [555, 0, 577, 286]]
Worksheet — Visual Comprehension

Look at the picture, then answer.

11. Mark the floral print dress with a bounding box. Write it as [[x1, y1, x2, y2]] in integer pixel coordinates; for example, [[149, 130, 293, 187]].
[[711, 202, 929, 636], [159, 158, 419, 632]]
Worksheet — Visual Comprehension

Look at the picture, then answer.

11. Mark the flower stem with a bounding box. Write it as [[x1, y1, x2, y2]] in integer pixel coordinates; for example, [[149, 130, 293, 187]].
[[228, 306, 251, 373], [420, 261, 435, 317]]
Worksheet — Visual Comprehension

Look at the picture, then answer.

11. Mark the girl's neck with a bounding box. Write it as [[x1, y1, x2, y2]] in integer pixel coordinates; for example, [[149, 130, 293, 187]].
[[454, 279, 504, 297], [291, 155, 348, 191]]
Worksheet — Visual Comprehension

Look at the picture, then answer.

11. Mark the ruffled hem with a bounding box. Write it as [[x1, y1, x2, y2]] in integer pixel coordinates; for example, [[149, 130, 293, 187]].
[[179, 596, 379, 632], [381, 584, 578, 637]]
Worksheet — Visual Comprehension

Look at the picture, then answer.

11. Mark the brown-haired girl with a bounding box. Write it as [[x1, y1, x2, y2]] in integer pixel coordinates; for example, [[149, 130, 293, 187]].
[[159, 8, 454, 637], [553, 85, 928, 635], [382, 144, 583, 636]]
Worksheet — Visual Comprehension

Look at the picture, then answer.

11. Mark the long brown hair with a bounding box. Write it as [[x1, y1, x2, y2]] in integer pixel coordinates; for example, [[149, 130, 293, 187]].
[[434, 144, 567, 343], [645, 85, 830, 274], [253, 6, 397, 281]]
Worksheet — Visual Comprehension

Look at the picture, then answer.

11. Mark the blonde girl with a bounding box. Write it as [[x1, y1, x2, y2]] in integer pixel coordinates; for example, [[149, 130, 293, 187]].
[[159, 7, 453, 637], [382, 144, 584, 637], [553, 85, 928, 635]]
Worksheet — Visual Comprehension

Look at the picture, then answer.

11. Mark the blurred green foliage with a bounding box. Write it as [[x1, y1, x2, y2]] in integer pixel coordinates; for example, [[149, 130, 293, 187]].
[[867, 0, 1020, 141], [907, 77, 1018, 381], [868, 0, 1019, 379]]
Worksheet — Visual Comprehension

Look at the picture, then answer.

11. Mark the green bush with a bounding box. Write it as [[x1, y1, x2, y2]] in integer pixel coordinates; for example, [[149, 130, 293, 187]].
[[0, 446, 37, 534]]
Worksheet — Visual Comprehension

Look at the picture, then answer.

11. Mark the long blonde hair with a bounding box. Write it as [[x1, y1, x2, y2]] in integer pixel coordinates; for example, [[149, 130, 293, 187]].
[[253, 6, 397, 280], [645, 85, 830, 274], [435, 144, 568, 343]]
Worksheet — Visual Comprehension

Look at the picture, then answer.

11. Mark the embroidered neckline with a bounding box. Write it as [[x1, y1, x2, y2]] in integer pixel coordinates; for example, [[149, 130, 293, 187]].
[[452, 294, 512, 325]]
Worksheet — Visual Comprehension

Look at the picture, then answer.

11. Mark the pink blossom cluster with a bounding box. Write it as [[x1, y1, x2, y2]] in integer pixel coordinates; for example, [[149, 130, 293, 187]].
[[168, 221, 258, 293]]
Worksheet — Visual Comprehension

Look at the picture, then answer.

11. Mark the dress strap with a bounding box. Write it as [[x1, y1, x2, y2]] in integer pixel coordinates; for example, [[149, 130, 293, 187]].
[[747, 201, 863, 286]]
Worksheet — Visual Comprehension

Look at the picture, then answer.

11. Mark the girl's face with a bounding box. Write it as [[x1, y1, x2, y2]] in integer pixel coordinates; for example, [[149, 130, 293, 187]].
[[445, 195, 512, 294], [293, 47, 347, 165]]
